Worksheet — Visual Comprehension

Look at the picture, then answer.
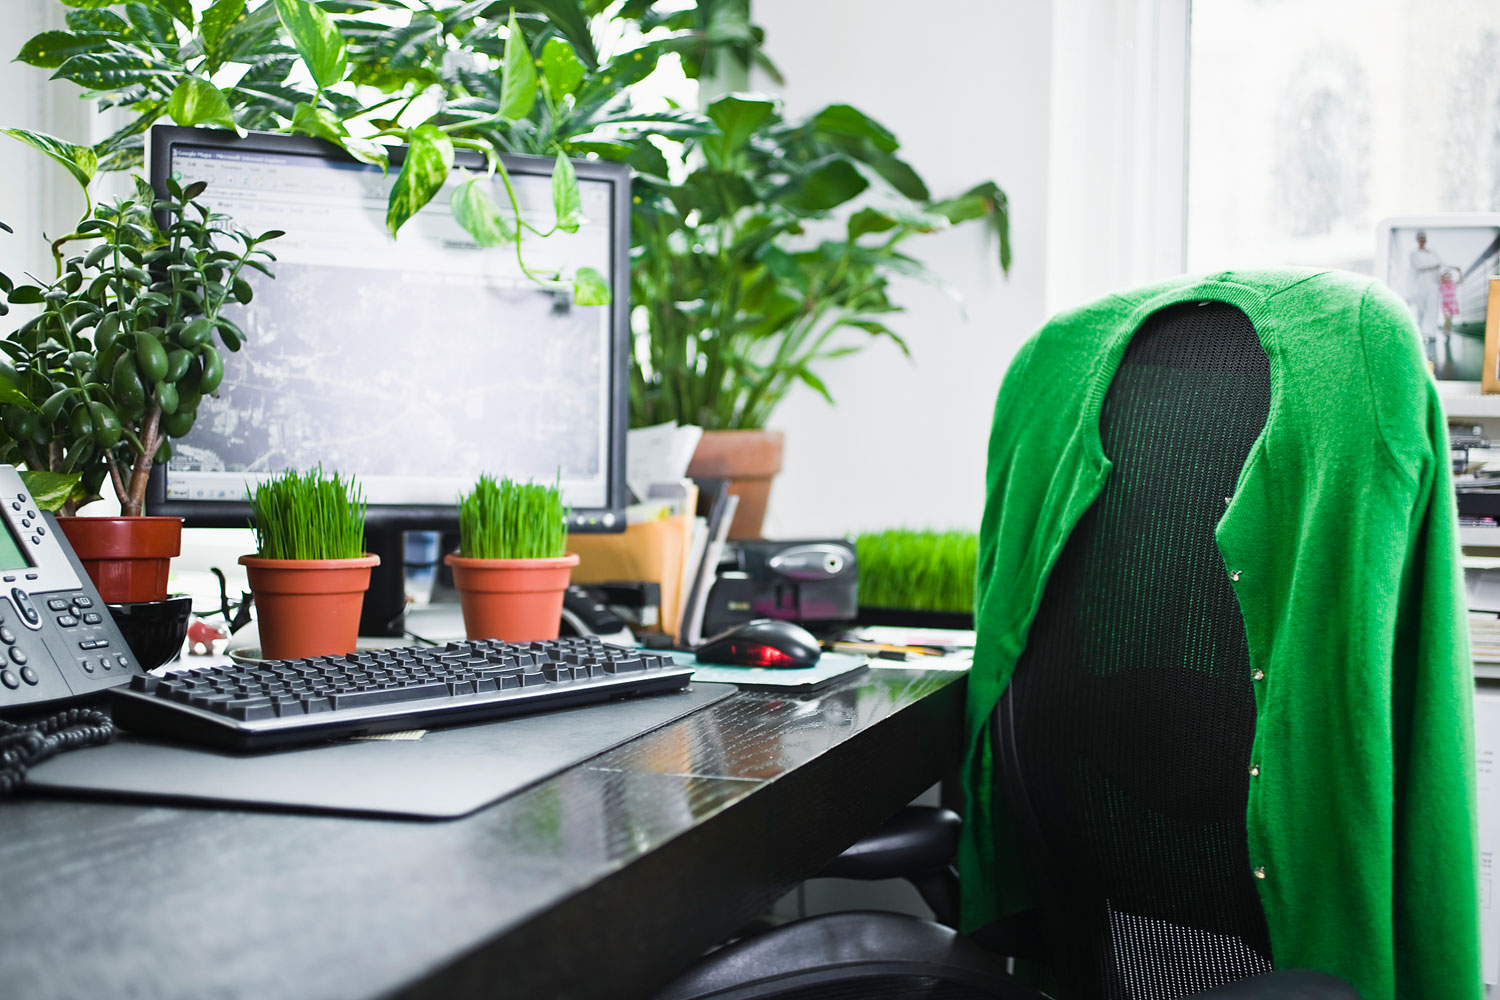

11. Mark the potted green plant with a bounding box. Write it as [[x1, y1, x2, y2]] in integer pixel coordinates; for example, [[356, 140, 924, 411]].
[[0, 184, 278, 602], [444, 474, 577, 642], [240, 467, 377, 660], [631, 95, 1010, 537], [854, 528, 978, 629]]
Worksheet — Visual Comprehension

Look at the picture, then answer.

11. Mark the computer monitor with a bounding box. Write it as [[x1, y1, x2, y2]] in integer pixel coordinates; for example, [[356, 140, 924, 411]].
[[145, 126, 630, 634]]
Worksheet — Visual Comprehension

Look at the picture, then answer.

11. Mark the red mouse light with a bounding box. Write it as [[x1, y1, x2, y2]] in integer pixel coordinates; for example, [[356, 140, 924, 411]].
[[749, 644, 797, 667]]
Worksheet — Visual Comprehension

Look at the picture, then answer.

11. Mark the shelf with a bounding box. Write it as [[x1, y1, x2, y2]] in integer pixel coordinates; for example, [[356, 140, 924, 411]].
[[1440, 382, 1500, 419], [1462, 526, 1500, 547]]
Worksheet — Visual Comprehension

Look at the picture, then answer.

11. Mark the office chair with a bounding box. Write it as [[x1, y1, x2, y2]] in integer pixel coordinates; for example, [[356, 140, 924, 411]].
[[653, 301, 1360, 999]]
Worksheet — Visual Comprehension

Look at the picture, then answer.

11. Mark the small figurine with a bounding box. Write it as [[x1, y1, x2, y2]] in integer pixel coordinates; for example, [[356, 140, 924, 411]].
[[187, 619, 228, 655]]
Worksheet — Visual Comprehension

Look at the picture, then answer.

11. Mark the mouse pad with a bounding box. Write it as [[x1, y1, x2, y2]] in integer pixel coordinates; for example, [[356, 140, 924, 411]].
[[25, 683, 736, 820], [672, 651, 869, 691]]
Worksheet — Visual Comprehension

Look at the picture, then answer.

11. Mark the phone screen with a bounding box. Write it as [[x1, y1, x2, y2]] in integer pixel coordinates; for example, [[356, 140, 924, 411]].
[[0, 521, 32, 571]]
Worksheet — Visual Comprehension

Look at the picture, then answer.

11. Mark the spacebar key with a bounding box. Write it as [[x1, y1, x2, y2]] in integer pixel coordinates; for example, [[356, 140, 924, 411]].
[[329, 683, 451, 711]]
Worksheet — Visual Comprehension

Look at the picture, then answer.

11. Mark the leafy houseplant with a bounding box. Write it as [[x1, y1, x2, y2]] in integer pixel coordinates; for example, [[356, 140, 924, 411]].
[[0, 183, 278, 601], [240, 467, 378, 659], [7, 0, 755, 304], [632, 94, 1010, 537], [444, 474, 577, 642]]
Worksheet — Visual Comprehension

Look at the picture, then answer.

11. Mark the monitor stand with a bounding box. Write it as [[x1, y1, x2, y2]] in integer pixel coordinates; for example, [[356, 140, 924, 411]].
[[360, 528, 408, 637]]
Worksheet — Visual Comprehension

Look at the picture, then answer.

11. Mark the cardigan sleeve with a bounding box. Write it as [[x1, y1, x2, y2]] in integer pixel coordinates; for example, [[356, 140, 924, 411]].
[[1389, 381, 1482, 999]]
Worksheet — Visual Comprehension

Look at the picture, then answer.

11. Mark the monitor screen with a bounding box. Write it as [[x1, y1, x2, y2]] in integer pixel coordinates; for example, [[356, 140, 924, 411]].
[[145, 126, 628, 532]]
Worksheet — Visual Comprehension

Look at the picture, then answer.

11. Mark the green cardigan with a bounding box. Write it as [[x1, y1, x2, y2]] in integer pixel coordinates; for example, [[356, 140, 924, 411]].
[[960, 269, 1481, 1000]]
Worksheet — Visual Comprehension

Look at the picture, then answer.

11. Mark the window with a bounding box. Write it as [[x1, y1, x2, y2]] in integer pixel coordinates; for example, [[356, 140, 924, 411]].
[[1186, 0, 1500, 275]]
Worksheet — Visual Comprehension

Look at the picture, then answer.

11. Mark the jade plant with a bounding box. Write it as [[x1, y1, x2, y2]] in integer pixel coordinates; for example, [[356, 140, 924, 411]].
[[458, 474, 568, 560], [249, 467, 367, 560], [0, 181, 278, 515], [854, 529, 978, 614]]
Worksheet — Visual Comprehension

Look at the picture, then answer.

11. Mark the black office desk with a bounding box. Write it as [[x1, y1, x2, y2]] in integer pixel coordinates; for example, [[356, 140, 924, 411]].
[[0, 666, 965, 1000]]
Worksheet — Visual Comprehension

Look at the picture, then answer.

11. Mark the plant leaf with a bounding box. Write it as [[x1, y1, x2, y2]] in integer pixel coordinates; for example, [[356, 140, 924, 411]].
[[201, 0, 248, 67], [386, 124, 453, 237], [274, 0, 347, 91], [809, 104, 898, 153], [0, 128, 96, 191], [931, 180, 1011, 273], [551, 150, 581, 233], [290, 102, 388, 170], [540, 37, 585, 99], [775, 156, 868, 214], [701, 94, 776, 170], [58, 0, 120, 8], [450, 176, 515, 247], [126, 3, 178, 47], [18, 471, 82, 513], [157, 0, 196, 28], [0, 375, 38, 410], [499, 12, 537, 121], [15, 31, 106, 71], [573, 266, 610, 306], [507, 0, 598, 69], [50, 52, 176, 91], [167, 76, 239, 132]]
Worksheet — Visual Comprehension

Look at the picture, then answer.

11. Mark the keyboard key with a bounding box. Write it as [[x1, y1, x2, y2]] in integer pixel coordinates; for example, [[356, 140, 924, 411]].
[[226, 698, 276, 720], [606, 656, 645, 674], [329, 682, 449, 710]]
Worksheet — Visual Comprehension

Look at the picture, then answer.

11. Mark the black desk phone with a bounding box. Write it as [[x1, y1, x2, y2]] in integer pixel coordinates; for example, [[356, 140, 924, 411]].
[[0, 465, 140, 714]]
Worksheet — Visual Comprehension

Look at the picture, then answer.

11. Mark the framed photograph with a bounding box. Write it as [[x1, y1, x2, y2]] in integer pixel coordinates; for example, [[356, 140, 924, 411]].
[[1485, 278, 1500, 395], [1376, 214, 1500, 385]]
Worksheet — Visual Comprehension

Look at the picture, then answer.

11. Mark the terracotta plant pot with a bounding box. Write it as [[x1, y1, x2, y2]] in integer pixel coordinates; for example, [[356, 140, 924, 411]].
[[444, 553, 580, 642], [56, 516, 183, 604], [239, 554, 380, 660], [685, 429, 785, 540]]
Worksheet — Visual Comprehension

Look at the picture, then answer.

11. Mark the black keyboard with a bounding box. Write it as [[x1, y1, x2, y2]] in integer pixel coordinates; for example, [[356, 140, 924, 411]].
[[109, 637, 694, 751]]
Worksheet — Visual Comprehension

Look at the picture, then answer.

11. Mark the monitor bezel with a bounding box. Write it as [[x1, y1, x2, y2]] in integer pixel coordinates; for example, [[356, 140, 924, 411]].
[[144, 125, 630, 535]]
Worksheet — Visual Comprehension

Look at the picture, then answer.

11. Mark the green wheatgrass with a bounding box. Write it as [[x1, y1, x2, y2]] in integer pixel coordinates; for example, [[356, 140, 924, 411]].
[[458, 474, 568, 560], [854, 529, 978, 613], [249, 467, 367, 560]]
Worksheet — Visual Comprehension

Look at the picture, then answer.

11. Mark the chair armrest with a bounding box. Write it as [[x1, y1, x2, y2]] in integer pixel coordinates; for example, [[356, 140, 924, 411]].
[[1190, 970, 1361, 999], [819, 805, 961, 880]]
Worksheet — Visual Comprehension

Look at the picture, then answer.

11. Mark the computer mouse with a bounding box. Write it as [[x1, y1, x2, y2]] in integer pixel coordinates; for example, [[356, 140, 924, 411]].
[[694, 619, 822, 668]]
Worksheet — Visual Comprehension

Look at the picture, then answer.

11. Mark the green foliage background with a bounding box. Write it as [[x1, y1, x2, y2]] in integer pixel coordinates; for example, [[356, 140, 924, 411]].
[[10, 0, 1012, 441]]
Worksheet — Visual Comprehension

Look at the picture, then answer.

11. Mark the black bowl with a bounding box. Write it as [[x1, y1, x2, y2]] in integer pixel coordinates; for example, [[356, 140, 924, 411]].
[[107, 595, 194, 671]]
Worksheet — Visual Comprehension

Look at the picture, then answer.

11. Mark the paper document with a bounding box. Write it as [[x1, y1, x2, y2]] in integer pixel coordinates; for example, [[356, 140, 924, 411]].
[[626, 422, 702, 504], [1475, 689, 1500, 984]]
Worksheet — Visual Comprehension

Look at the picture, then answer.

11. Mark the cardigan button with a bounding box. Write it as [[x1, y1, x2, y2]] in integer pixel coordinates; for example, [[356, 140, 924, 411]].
[[1230, 569, 1242, 582], [1253, 866, 1266, 879], [1249, 764, 1260, 777], [1251, 668, 1265, 681]]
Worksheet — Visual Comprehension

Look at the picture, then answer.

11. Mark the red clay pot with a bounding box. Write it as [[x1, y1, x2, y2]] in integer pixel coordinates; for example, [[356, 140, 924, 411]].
[[239, 554, 380, 660], [685, 429, 785, 540], [56, 516, 183, 604], [444, 553, 579, 642]]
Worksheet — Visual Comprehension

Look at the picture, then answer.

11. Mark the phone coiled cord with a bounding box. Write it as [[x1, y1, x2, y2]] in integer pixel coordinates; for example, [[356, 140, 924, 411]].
[[0, 708, 114, 797]]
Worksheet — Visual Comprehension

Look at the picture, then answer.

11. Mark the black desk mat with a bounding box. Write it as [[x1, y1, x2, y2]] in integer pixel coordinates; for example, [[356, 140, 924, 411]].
[[25, 683, 736, 820]]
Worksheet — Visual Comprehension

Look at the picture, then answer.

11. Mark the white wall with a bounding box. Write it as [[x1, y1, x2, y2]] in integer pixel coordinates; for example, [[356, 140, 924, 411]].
[[752, 0, 1053, 539], [0, 1, 95, 289]]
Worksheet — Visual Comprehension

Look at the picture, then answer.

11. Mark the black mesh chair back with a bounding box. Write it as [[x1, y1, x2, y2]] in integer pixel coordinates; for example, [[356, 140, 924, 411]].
[[994, 302, 1275, 999]]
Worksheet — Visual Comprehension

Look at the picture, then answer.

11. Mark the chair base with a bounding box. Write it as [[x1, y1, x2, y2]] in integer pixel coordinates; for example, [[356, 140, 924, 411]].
[[651, 911, 1036, 1000]]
